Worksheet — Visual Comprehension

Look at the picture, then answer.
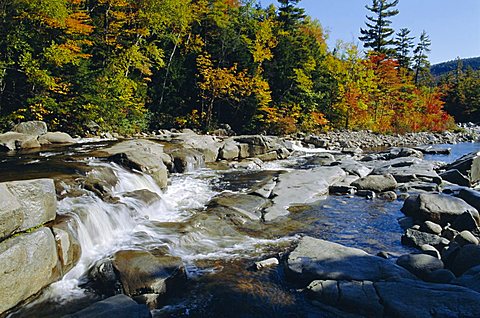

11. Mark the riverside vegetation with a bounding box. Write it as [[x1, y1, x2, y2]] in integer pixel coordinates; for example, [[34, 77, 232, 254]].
[[0, 120, 480, 317], [2, 0, 479, 137]]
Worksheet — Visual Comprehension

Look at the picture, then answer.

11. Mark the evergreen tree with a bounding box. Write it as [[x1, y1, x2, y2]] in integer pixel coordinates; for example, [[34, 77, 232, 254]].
[[395, 28, 415, 69], [359, 0, 399, 56], [278, 0, 306, 29], [413, 30, 431, 84]]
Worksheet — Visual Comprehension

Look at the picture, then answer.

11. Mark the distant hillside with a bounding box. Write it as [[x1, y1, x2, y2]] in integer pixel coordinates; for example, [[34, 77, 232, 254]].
[[431, 56, 480, 77]]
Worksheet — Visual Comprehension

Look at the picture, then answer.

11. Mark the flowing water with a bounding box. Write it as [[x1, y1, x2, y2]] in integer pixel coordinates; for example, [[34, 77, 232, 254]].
[[2, 141, 479, 317]]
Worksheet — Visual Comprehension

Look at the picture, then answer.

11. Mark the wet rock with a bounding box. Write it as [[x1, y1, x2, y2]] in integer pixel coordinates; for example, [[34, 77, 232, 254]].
[[287, 236, 415, 283], [62, 294, 151, 318], [112, 250, 186, 306], [4, 179, 57, 232], [208, 192, 268, 221], [0, 132, 41, 151], [446, 151, 480, 184], [378, 191, 397, 201], [169, 148, 204, 173], [264, 167, 345, 221], [0, 183, 23, 240], [440, 169, 471, 187], [276, 147, 291, 159], [84, 166, 118, 196], [419, 221, 443, 235], [427, 269, 456, 284], [402, 228, 449, 249], [454, 230, 479, 246], [256, 151, 278, 161], [441, 242, 461, 268], [375, 279, 480, 318], [38, 132, 75, 145], [456, 188, 480, 211], [451, 211, 479, 232], [332, 159, 372, 178], [102, 140, 169, 189], [52, 220, 81, 274], [123, 189, 160, 206], [0, 228, 59, 314], [351, 174, 397, 193], [84, 258, 122, 297], [396, 253, 444, 280], [307, 280, 383, 317], [329, 185, 356, 195], [356, 190, 376, 199], [255, 258, 279, 270], [176, 134, 221, 163], [218, 140, 239, 160], [12, 120, 47, 135], [450, 244, 480, 276], [249, 176, 277, 199], [397, 216, 414, 230], [401, 193, 479, 226], [304, 153, 335, 166], [453, 265, 480, 293]]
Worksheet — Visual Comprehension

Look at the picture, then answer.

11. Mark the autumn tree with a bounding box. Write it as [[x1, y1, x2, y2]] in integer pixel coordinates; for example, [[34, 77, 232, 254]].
[[359, 0, 399, 56]]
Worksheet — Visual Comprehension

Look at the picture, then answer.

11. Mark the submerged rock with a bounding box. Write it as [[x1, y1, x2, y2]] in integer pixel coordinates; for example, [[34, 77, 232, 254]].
[[62, 294, 151, 318]]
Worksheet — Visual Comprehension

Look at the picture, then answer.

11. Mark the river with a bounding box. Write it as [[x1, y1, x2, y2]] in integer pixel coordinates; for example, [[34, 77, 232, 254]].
[[2, 140, 479, 317]]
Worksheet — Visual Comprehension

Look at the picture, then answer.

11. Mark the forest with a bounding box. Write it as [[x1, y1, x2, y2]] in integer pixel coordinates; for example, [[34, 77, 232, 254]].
[[0, 0, 478, 135]]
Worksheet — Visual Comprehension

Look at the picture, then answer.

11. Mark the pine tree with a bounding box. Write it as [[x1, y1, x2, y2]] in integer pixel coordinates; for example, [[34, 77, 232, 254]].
[[413, 30, 431, 84], [395, 28, 415, 69], [278, 0, 306, 29], [359, 0, 399, 56]]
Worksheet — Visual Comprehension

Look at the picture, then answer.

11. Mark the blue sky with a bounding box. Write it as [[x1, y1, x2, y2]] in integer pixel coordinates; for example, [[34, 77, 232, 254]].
[[261, 0, 480, 64]]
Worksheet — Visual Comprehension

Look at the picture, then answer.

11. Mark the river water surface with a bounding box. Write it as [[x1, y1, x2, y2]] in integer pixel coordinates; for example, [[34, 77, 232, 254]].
[[2, 141, 479, 317]]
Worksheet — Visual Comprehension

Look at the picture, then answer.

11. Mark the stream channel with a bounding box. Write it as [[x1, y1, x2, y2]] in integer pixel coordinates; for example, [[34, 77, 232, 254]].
[[2, 140, 480, 318]]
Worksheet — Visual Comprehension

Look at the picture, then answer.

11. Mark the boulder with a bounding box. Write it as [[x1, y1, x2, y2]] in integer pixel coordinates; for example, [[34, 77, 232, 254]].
[[218, 140, 240, 160], [264, 167, 346, 221], [440, 169, 471, 187], [84, 166, 118, 197], [112, 250, 186, 306], [0, 184, 23, 240], [456, 188, 480, 211], [234, 135, 285, 158], [84, 258, 123, 297], [454, 265, 480, 293], [427, 269, 456, 284], [446, 151, 480, 184], [0, 132, 41, 151], [0, 228, 59, 314], [351, 174, 397, 192], [451, 211, 479, 232], [12, 121, 47, 135], [307, 280, 383, 317], [177, 134, 221, 162], [401, 193, 479, 226], [419, 221, 442, 235], [396, 253, 444, 280], [123, 189, 161, 206], [375, 279, 480, 318], [169, 148, 204, 173], [287, 236, 415, 283], [455, 230, 479, 246], [38, 132, 76, 145], [332, 160, 372, 178], [62, 295, 151, 318], [304, 153, 336, 167], [450, 244, 480, 276], [208, 192, 268, 222], [402, 228, 449, 249], [101, 140, 168, 189], [4, 179, 57, 231], [371, 158, 441, 184]]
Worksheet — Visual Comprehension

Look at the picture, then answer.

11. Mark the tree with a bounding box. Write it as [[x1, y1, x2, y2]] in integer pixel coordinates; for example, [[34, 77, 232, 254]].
[[359, 0, 399, 56], [413, 30, 431, 85], [395, 28, 415, 69]]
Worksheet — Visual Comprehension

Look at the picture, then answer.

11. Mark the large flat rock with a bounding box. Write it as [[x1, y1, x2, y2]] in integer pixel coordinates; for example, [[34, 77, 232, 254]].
[[4, 179, 57, 232], [263, 167, 345, 221], [287, 236, 415, 283], [0, 228, 59, 314]]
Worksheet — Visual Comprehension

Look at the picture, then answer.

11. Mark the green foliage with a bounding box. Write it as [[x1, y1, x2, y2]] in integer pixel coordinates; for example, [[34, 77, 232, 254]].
[[0, 0, 456, 135]]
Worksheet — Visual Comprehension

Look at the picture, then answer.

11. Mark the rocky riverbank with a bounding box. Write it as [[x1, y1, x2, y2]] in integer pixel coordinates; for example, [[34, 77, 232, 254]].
[[1, 121, 480, 317]]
